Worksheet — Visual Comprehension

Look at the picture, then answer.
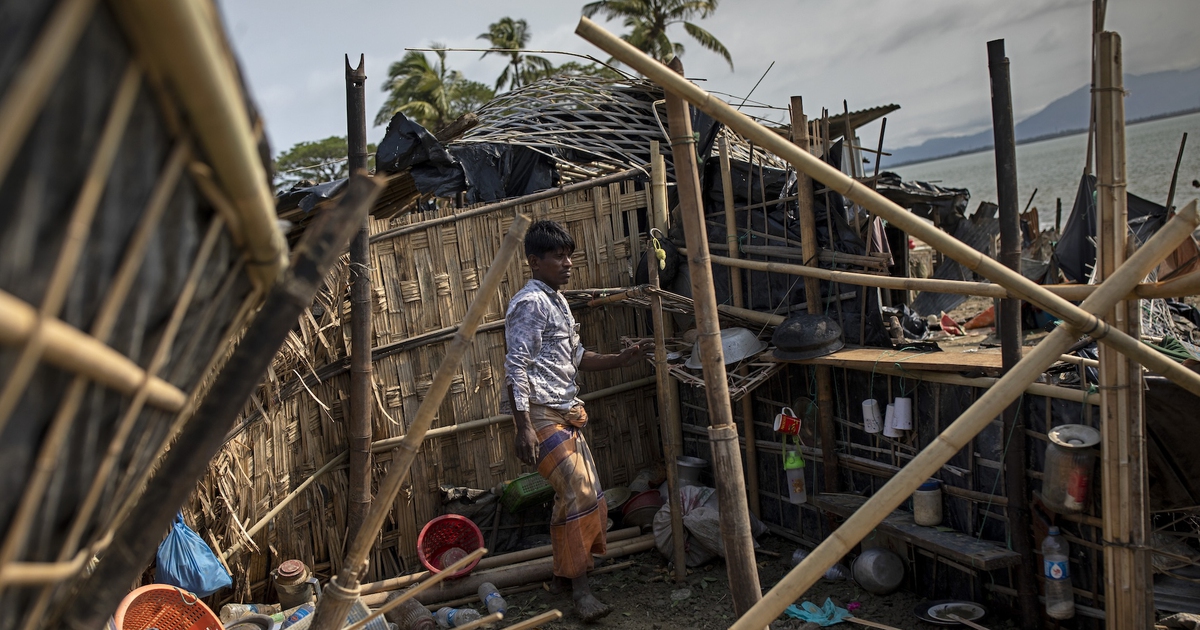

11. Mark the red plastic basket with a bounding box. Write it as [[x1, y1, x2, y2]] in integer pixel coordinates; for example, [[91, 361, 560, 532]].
[[112, 584, 222, 630], [417, 514, 484, 578]]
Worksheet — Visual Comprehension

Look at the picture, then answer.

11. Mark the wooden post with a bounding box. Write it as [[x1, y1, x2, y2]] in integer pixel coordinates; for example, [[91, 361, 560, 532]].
[[791, 96, 840, 496], [345, 53, 373, 548], [719, 137, 761, 516], [987, 40, 1039, 627], [649, 140, 688, 581], [663, 57, 762, 616], [1095, 31, 1153, 629]]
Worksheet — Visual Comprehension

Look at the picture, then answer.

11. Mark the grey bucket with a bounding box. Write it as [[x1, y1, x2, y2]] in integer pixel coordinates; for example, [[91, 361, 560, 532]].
[[676, 456, 709, 487]]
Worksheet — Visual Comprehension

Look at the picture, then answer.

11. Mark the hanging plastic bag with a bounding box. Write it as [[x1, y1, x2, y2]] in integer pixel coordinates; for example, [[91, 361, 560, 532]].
[[155, 512, 231, 596]]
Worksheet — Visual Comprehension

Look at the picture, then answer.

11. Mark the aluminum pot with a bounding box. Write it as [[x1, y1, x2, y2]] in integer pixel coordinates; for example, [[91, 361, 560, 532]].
[[852, 547, 905, 595]]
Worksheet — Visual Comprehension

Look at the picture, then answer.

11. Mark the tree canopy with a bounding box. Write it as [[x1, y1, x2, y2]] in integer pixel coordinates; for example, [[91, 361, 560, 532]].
[[478, 17, 554, 91], [273, 136, 375, 191], [581, 0, 733, 70], [376, 45, 495, 131]]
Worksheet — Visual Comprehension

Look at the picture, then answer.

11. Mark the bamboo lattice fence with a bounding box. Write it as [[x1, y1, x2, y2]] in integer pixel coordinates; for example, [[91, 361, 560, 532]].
[[195, 179, 659, 601]]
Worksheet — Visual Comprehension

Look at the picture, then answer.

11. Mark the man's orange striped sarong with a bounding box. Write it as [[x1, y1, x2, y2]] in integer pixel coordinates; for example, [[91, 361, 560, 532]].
[[531, 404, 608, 579]]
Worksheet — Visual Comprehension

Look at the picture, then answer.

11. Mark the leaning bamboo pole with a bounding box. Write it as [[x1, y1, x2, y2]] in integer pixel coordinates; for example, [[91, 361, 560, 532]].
[[306, 214, 531, 630], [791, 96, 840, 495], [650, 140, 689, 581], [344, 548, 487, 630], [570, 17, 1200, 627], [116, 0, 287, 290], [663, 57, 762, 616], [719, 137, 761, 516], [574, 16, 1200, 400], [1095, 31, 1153, 628]]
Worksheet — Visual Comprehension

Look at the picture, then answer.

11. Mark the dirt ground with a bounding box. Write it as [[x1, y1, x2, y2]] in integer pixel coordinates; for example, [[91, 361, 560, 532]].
[[485, 533, 1018, 630]]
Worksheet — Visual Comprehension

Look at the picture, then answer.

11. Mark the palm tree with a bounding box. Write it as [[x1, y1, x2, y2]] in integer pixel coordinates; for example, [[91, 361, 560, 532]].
[[581, 0, 733, 70], [478, 17, 554, 91], [376, 45, 495, 130]]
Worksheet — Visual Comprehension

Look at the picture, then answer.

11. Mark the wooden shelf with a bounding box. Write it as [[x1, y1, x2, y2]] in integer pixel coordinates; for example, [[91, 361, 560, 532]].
[[813, 493, 1021, 571]]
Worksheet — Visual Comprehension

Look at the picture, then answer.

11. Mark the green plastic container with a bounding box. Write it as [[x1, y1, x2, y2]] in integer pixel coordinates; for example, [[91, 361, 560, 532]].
[[500, 473, 554, 512]]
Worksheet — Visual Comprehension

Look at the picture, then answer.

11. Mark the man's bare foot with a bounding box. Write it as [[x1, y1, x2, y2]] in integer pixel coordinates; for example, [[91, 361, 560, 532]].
[[547, 575, 571, 595], [571, 575, 611, 622], [574, 592, 611, 622]]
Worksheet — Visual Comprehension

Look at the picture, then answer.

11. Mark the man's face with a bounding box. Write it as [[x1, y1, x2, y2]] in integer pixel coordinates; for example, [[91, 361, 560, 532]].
[[529, 247, 573, 290]]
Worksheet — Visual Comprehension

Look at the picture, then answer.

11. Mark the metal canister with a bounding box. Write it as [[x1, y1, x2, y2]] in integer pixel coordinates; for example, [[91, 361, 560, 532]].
[[1043, 424, 1100, 513], [273, 559, 316, 610]]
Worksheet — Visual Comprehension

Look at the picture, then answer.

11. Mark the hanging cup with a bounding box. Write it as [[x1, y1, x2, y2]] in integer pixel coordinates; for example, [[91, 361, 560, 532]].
[[893, 397, 913, 430], [862, 399, 882, 433], [883, 403, 903, 438], [773, 407, 802, 436]]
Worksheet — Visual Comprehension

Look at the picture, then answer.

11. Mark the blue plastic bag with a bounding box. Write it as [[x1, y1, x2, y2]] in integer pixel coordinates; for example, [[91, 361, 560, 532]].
[[155, 512, 231, 597]]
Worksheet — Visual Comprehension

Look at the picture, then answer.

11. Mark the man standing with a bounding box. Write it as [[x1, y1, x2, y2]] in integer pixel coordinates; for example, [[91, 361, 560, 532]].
[[504, 220, 643, 621]]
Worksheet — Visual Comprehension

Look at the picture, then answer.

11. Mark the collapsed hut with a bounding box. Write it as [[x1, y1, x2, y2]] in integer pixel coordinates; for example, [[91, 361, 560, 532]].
[[182, 34, 1200, 628]]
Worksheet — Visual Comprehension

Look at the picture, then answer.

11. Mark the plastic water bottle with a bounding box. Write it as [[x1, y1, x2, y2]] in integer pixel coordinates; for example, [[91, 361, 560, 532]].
[[477, 582, 507, 617], [435, 607, 481, 628], [1043, 526, 1075, 619], [347, 597, 392, 630]]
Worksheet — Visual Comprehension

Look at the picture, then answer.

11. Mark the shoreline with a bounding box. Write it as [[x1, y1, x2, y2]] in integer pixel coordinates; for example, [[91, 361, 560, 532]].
[[887, 107, 1200, 169]]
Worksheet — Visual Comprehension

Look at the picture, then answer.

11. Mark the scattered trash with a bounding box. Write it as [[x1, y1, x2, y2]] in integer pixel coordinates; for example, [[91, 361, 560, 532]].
[[670, 588, 692, 601], [784, 597, 851, 626]]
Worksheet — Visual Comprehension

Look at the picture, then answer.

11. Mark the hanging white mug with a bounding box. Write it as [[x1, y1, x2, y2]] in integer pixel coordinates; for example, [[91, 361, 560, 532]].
[[883, 403, 903, 438], [893, 397, 913, 430], [862, 399, 882, 433]]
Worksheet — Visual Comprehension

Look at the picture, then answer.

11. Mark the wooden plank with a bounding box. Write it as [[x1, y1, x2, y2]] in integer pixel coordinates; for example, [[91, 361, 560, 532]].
[[812, 493, 1020, 571], [776, 346, 1007, 375]]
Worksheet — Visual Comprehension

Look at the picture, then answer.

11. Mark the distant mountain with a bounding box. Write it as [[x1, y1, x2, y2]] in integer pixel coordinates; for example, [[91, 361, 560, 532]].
[[885, 66, 1200, 167]]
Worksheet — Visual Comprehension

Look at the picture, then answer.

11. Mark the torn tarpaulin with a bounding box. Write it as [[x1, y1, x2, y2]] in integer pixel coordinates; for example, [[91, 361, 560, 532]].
[[375, 111, 466, 198], [1055, 173, 1169, 283]]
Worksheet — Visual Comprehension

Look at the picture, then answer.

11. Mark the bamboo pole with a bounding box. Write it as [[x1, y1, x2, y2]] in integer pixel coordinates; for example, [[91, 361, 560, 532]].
[[791, 96, 840, 496], [569, 17, 1200, 626], [503, 610, 563, 630], [650, 140, 689, 581], [57, 175, 384, 630], [343, 548, 487, 630], [987, 40, 1039, 626], [345, 53, 373, 548], [662, 57, 762, 616], [1095, 31, 1153, 628], [720, 137, 761, 517], [0, 0, 97, 185], [574, 15, 1200, 399], [117, 0, 288, 290], [307, 214, 531, 630]]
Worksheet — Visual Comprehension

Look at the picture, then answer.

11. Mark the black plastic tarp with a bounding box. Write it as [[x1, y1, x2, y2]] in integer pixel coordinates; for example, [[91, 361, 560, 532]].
[[1055, 173, 1169, 283]]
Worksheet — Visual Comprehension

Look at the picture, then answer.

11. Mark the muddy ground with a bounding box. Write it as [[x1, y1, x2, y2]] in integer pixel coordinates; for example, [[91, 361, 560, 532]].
[[483, 533, 1018, 630]]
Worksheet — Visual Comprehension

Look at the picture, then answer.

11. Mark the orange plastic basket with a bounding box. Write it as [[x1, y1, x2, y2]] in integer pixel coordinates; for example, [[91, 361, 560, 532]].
[[113, 584, 223, 630]]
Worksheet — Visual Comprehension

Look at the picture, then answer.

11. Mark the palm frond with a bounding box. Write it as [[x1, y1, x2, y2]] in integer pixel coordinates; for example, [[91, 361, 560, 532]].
[[683, 21, 732, 69]]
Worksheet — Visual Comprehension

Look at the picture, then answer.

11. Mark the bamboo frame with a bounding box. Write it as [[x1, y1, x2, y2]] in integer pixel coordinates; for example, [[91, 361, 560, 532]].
[[0, 64, 143, 436], [308, 215, 531, 630], [576, 16, 1200, 400], [571, 18, 1200, 626], [0, 0, 98, 185], [117, 0, 287, 289]]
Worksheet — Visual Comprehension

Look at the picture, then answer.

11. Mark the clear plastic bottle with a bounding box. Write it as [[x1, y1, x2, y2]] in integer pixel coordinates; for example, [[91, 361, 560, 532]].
[[385, 590, 436, 630], [477, 582, 507, 617], [435, 607, 481, 628], [1043, 526, 1075, 620]]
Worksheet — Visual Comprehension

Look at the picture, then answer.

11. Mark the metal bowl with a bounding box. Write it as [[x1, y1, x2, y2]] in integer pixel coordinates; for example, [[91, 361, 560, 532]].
[[684, 327, 768, 369], [851, 547, 905, 595]]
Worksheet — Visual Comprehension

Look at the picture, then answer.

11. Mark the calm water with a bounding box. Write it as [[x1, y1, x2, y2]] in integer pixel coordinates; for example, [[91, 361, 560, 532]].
[[893, 112, 1200, 227]]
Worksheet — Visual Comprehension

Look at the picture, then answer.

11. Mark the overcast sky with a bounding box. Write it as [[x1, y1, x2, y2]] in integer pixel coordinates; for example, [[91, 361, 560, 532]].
[[215, 0, 1200, 158]]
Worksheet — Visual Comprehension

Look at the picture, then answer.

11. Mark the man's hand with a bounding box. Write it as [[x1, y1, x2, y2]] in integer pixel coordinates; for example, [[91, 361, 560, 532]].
[[617, 342, 649, 367], [514, 421, 539, 466]]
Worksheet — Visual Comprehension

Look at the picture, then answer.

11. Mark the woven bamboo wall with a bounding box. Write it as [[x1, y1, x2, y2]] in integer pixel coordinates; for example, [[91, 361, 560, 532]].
[[195, 179, 657, 600]]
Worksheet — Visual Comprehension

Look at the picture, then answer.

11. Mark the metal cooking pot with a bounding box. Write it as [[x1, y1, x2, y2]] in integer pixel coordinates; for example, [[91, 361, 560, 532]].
[[771, 313, 844, 361], [852, 547, 905, 595]]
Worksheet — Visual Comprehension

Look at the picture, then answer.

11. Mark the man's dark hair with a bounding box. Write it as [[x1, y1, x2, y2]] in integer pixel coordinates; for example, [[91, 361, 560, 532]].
[[524, 220, 576, 258]]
